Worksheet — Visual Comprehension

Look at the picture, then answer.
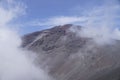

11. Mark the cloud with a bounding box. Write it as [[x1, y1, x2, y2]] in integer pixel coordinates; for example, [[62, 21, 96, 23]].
[[31, 16, 88, 27], [0, 28, 51, 80], [0, 0, 26, 27], [0, 0, 52, 80], [69, 0, 120, 45]]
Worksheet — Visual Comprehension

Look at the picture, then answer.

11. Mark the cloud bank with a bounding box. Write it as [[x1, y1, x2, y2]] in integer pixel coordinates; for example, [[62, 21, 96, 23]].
[[0, 0, 51, 80]]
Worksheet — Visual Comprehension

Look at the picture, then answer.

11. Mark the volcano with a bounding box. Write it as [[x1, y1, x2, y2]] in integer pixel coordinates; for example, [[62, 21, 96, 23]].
[[22, 24, 120, 80]]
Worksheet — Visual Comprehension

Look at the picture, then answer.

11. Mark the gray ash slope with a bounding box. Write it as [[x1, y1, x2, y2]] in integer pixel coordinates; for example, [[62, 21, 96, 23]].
[[22, 24, 120, 80]]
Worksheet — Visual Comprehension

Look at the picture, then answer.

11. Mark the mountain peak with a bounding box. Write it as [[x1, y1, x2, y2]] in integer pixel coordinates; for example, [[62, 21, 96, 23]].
[[22, 24, 120, 80], [22, 24, 81, 48]]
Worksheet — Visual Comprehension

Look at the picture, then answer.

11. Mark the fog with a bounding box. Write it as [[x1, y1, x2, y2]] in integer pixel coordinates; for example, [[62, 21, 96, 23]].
[[0, 0, 51, 80]]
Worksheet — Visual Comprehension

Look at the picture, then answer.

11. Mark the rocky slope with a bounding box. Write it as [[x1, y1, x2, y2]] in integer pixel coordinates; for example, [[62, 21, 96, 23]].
[[22, 24, 120, 80]]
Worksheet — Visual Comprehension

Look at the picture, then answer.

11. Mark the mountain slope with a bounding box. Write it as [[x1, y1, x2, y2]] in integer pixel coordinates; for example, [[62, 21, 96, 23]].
[[22, 24, 120, 80]]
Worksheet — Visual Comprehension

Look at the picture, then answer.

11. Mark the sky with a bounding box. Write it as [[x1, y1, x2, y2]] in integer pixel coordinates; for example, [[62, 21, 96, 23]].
[[21, 0, 97, 19], [1, 0, 120, 34], [16, 0, 109, 34]]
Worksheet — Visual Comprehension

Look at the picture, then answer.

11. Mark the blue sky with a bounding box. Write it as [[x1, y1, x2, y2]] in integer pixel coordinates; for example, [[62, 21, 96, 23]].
[[0, 0, 120, 45], [2, 0, 118, 35], [17, 0, 107, 34], [22, 0, 95, 19], [20, 0, 105, 20], [0, 0, 120, 43]]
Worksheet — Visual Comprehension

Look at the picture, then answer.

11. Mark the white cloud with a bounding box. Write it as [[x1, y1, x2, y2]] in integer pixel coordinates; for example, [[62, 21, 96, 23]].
[[70, 0, 120, 45], [31, 16, 88, 27], [0, 0, 51, 80], [0, 0, 26, 26]]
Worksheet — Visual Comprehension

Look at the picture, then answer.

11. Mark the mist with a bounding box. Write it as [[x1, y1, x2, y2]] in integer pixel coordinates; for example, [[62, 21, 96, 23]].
[[78, 0, 120, 45], [0, 0, 51, 80]]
